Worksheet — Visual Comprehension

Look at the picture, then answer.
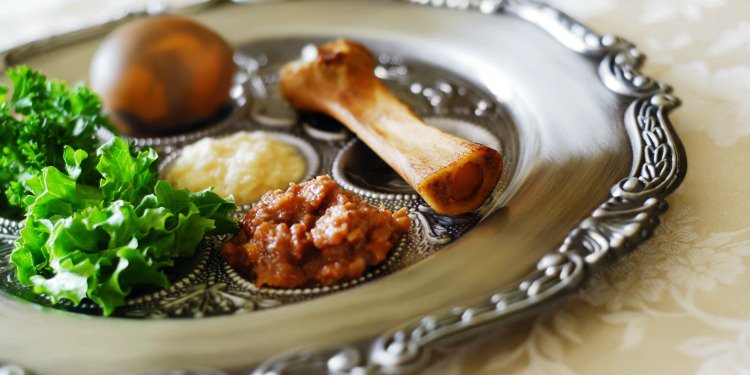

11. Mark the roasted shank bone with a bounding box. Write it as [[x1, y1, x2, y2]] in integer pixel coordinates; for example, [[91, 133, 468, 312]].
[[280, 40, 503, 215]]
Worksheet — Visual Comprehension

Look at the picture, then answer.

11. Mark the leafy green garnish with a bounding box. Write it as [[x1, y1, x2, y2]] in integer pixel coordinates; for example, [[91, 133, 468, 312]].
[[2, 68, 238, 315], [12, 138, 237, 315], [0, 66, 112, 217]]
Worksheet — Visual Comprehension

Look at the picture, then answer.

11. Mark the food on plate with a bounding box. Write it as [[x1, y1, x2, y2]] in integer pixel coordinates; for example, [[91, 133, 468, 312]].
[[13, 137, 237, 315], [280, 39, 503, 215], [1, 68, 237, 315], [0, 67, 113, 217], [89, 15, 235, 136], [166, 131, 307, 205], [221, 175, 410, 288]]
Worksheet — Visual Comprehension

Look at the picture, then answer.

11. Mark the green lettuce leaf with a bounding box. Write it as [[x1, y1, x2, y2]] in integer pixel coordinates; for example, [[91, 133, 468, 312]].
[[184, 188, 238, 235], [63, 146, 89, 180], [12, 138, 237, 315], [12, 166, 102, 285], [97, 137, 158, 203], [5, 68, 238, 316]]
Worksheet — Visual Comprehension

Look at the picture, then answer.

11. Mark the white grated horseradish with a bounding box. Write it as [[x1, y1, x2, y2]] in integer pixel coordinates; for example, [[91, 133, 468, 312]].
[[166, 131, 306, 205]]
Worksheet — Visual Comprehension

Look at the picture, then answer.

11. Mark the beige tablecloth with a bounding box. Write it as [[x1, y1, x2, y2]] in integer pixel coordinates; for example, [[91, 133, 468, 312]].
[[1, 1, 749, 374]]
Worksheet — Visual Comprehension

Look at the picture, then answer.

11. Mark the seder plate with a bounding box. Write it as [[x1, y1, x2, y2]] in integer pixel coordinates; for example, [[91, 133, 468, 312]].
[[0, 0, 686, 374]]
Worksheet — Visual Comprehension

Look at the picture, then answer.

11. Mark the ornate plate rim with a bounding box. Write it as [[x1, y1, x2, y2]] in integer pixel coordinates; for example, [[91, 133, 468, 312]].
[[0, 0, 687, 373], [255, 0, 687, 372]]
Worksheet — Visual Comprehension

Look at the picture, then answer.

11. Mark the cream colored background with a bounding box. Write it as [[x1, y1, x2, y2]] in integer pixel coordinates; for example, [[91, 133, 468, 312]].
[[0, 0, 748, 374]]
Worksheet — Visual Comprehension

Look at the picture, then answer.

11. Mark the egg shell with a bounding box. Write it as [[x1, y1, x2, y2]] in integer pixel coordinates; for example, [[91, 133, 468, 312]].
[[90, 15, 235, 136]]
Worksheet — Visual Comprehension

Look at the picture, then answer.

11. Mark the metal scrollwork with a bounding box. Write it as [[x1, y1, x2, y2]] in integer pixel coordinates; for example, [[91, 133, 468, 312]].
[[563, 93, 683, 265], [617, 94, 684, 198], [487, 0, 670, 97], [413, 0, 667, 98], [409, 205, 478, 246], [1, 38, 510, 318], [0, 0, 686, 373], [255, 251, 586, 374], [599, 49, 671, 96], [0, 219, 20, 284], [127, 282, 281, 318], [256, 1, 686, 373]]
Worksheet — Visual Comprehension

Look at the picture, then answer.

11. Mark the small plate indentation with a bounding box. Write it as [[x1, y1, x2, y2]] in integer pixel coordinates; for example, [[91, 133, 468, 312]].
[[248, 76, 297, 127], [331, 118, 501, 200], [332, 139, 418, 200], [124, 238, 214, 307], [158, 130, 321, 213], [423, 116, 502, 151], [223, 232, 409, 297], [301, 112, 349, 141]]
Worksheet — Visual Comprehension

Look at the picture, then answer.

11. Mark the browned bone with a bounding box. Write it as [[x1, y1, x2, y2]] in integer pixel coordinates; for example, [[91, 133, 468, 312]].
[[280, 40, 503, 215]]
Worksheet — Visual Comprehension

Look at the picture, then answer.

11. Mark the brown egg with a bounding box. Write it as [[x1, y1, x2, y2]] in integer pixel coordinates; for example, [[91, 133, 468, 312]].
[[90, 15, 235, 136]]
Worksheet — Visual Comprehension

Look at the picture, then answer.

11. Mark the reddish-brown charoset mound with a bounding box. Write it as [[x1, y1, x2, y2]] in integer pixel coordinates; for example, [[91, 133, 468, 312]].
[[221, 175, 410, 288]]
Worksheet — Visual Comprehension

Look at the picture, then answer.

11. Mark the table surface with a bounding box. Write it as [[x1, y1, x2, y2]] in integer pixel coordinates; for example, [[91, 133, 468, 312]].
[[1, 0, 749, 374]]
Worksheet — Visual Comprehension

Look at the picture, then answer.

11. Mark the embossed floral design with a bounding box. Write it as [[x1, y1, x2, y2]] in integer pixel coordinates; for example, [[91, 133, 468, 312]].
[[0, 228, 19, 285], [129, 282, 281, 318], [545, 0, 616, 19], [667, 233, 746, 292], [0, 241, 14, 284], [640, 0, 728, 24], [1, 0, 748, 373], [708, 22, 750, 56], [679, 334, 750, 375], [579, 208, 696, 309], [450, 204, 750, 374], [664, 62, 750, 147], [642, 34, 694, 66]]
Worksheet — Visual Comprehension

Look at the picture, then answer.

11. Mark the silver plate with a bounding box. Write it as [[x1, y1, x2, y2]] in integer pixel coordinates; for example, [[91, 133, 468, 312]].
[[0, 0, 686, 374]]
